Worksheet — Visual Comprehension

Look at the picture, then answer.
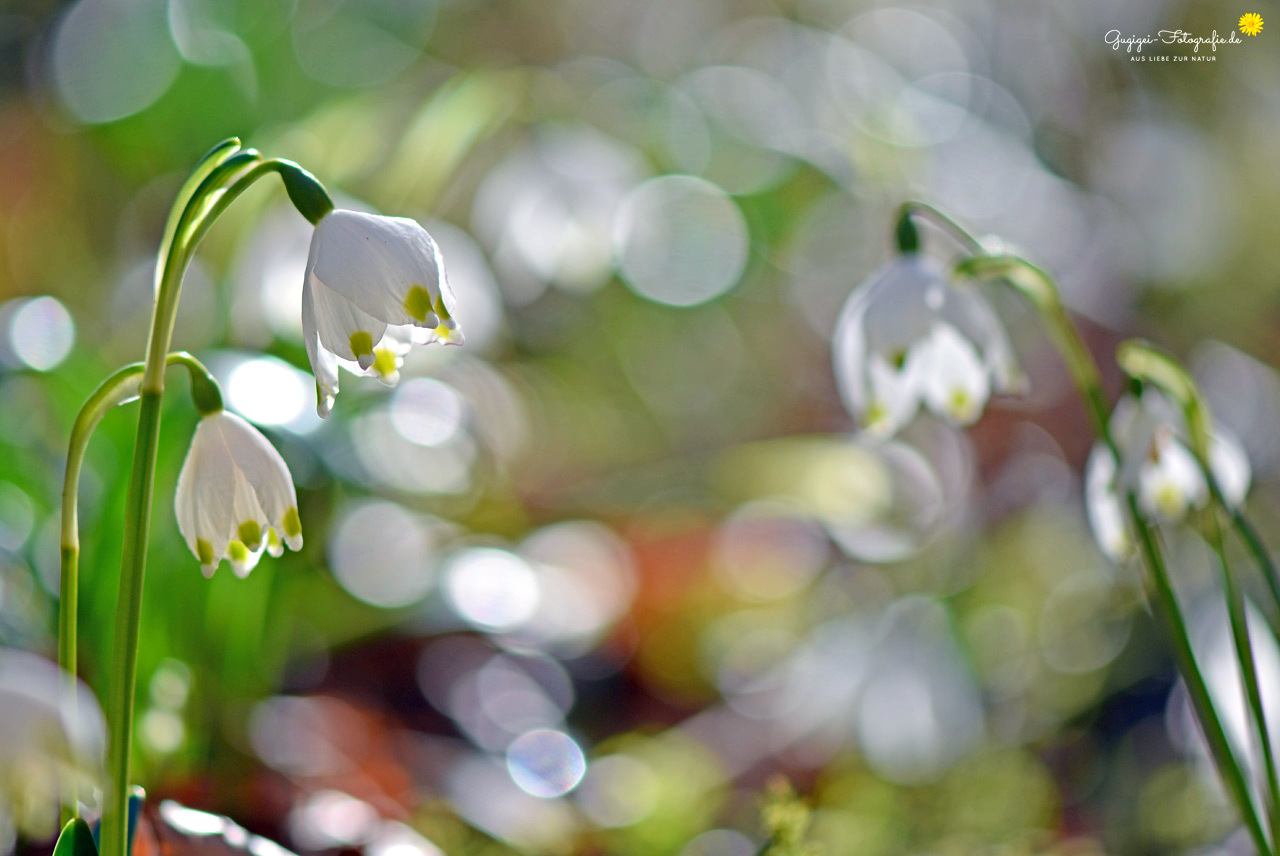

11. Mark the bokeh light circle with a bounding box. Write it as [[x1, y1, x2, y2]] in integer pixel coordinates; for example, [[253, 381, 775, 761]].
[[328, 500, 440, 608], [443, 547, 540, 632], [9, 297, 75, 371], [613, 175, 748, 307], [227, 356, 309, 427], [391, 378, 467, 447], [505, 729, 586, 798], [50, 0, 181, 124]]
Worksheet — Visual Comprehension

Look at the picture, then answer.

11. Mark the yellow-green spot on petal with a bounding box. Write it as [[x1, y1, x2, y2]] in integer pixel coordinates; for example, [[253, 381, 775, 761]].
[[1156, 483, 1184, 518], [948, 389, 972, 421], [267, 529, 281, 549], [283, 507, 302, 539], [196, 538, 214, 565], [432, 293, 451, 321], [227, 540, 249, 563], [238, 520, 263, 550], [349, 331, 374, 359], [864, 400, 888, 430], [404, 285, 433, 323], [373, 348, 397, 379]]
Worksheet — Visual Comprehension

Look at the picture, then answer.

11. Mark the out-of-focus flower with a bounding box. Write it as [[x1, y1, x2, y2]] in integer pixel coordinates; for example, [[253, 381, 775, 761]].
[[0, 649, 104, 837], [1085, 395, 1251, 562], [175, 410, 302, 578], [832, 254, 1022, 439], [302, 210, 463, 417]]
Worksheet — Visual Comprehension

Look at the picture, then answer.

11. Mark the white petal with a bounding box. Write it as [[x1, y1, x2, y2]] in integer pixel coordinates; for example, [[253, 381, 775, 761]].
[[859, 255, 946, 356], [214, 412, 298, 529], [310, 209, 446, 328], [175, 418, 237, 569], [309, 274, 388, 365], [1209, 430, 1251, 508], [916, 323, 990, 426], [1137, 431, 1206, 521], [302, 278, 340, 418], [175, 412, 301, 577], [1085, 444, 1132, 562], [938, 285, 1025, 395], [862, 353, 921, 439], [832, 255, 941, 428], [832, 287, 872, 417]]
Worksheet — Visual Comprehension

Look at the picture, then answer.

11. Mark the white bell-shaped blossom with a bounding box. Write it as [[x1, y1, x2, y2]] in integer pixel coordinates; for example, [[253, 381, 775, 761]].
[[833, 254, 1023, 439], [0, 649, 104, 837], [175, 410, 303, 578], [1085, 394, 1251, 562], [302, 209, 463, 417]]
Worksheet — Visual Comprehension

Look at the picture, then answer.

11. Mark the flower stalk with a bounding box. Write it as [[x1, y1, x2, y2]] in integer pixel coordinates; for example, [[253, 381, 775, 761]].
[[1119, 340, 1280, 841], [99, 140, 331, 856], [58, 350, 222, 825], [898, 202, 1276, 854]]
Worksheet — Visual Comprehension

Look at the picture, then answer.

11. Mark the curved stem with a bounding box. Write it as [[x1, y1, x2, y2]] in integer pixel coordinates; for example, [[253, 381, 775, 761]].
[[955, 254, 1112, 450], [953, 246, 1272, 852], [1118, 339, 1280, 836], [1127, 499, 1274, 855], [1223, 505, 1280, 621], [897, 200, 985, 255], [60, 354, 221, 828], [1209, 507, 1280, 839], [58, 363, 144, 822], [99, 147, 327, 856]]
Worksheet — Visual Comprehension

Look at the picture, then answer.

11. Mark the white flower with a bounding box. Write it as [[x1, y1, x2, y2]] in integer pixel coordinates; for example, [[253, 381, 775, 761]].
[[0, 649, 104, 836], [833, 254, 1023, 439], [1085, 394, 1251, 562], [175, 410, 302, 578], [302, 209, 463, 418]]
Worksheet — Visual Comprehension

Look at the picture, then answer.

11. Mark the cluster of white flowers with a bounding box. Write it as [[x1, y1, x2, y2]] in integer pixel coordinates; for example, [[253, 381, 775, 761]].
[[832, 254, 1023, 440], [177, 209, 463, 578], [1085, 394, 1251, 562], [834, 238, 1256, 566]]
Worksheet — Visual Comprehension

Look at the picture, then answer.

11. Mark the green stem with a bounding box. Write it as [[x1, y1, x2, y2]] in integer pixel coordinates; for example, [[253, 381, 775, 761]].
[[60, 351, 223, 746], [100, 146, 256, 856], [1117, 339, 1280, 839], [58, 363, 145, 823], [99, 143, 328, 856], [948, 242, 1272, 852], [1209, 506, 1280, 839], [1223, 502, 1280, 622], [897, 201, 984, 255], [102, 389, 159, 856], [1127, 500, 1273, 855]]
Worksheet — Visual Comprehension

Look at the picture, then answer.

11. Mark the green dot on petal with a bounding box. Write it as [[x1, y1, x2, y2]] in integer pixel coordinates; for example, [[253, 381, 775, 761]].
[[404, 285, 433, 323], [196, 538, 214, 565], [283, 507, 302, 539], [227, 540, 249, 563], [373, 348, 397, 378], [238, 520, 263, 550], [349, 330, 374, 357]]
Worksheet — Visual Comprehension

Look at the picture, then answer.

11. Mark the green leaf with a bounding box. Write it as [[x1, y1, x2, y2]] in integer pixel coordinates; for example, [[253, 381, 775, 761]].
[[54, 819, 98, 856]]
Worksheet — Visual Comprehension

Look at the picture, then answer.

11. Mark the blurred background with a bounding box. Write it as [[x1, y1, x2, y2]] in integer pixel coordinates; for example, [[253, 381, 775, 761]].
[[0, 0, 1278, 854]]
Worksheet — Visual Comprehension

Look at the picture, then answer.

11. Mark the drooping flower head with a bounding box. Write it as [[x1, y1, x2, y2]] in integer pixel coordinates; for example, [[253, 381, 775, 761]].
[[302, 209, 463, 417], [833, 253, 1023, 439], [175, 410, 302, 577], [1085, 393, 1251, 562]]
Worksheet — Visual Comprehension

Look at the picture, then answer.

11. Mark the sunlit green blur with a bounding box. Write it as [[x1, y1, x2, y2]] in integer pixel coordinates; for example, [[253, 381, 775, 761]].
[[0, 1, 1277, 855]]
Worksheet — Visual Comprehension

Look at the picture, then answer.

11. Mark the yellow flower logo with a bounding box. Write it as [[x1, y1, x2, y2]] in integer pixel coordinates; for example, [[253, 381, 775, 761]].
[[1239, 12, 1264, 35]]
